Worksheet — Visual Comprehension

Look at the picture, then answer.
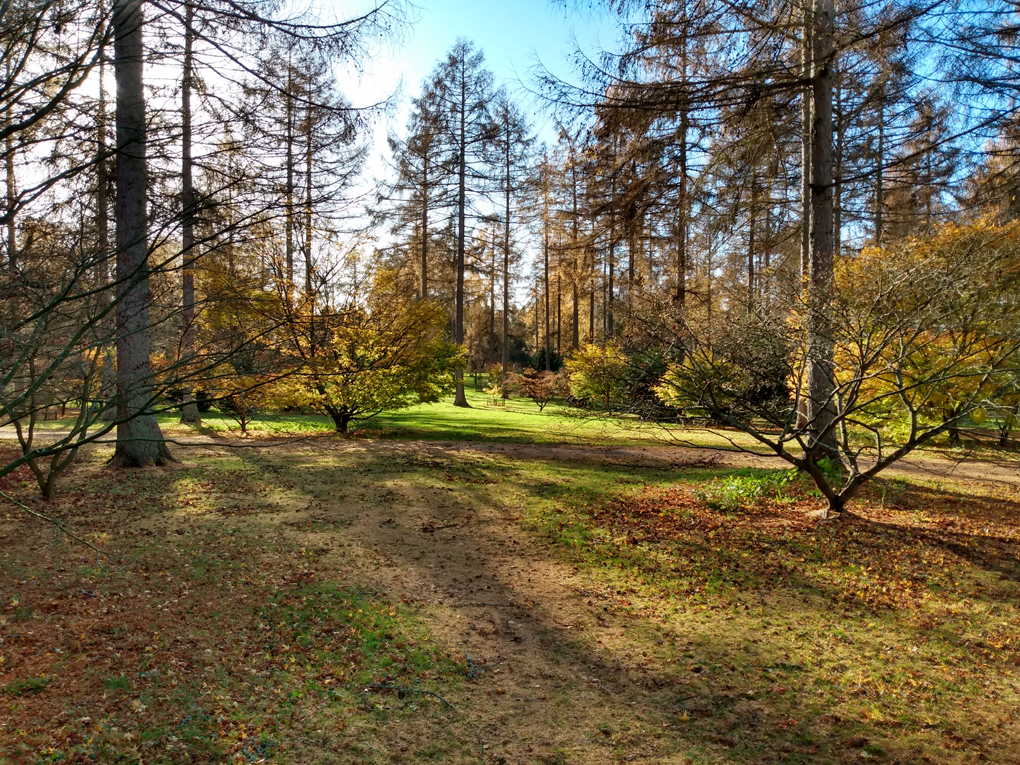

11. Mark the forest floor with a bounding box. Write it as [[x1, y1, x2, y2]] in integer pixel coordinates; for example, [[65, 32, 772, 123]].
[[1, 401, 1020, 764]]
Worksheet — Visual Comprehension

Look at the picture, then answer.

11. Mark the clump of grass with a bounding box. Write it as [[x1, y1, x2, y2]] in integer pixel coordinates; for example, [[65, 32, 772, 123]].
[[3, 676, 51, 696], [693, 467, 796, 511]]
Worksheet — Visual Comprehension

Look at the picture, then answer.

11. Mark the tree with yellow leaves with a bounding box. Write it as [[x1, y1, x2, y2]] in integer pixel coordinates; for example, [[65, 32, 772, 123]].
[[654, 219, 1020, 516]]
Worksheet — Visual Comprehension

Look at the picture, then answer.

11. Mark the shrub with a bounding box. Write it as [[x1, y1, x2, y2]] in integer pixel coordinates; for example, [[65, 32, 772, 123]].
[[693, 469, 797, 511], [507, 370, 565, 411]]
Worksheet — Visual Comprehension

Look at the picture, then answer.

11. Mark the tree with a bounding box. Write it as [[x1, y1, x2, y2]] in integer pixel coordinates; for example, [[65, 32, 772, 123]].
[[507, 369, 565, 411], [111, 0, 176, 466], [566, 341, 630, 414], [384, 89, 452, 300], [654, 219, 1020, 516], [490, 89, 533, 390], [272, 294, 465, 433], [424, 40, 496, 408]]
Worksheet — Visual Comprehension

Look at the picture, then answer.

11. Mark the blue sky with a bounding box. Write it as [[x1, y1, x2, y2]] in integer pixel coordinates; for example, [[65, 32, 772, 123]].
[[337, 0, 621, 150]]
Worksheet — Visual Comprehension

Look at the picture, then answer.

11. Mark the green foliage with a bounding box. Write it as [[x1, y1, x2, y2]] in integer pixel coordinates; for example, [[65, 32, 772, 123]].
[[565, 342, 629, 413], [528, 347, 563, 373], [693, 469, 797, 511], [272, 299, 465, 432], [653, 315, 792, 424]]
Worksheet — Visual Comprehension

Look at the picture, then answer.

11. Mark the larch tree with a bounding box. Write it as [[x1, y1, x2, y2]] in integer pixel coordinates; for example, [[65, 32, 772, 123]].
[[490, 89, 533, 388], [425, 39, 496, 408]]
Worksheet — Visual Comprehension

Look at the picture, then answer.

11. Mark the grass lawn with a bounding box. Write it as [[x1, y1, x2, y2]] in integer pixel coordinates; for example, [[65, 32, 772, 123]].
[[150, 387, 764, 452], [1, 398, 1018, 763]]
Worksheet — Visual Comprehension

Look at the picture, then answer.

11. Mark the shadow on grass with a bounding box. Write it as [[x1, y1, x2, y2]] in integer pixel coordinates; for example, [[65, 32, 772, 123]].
[[262, 445, 1019, 763], [4, 442, 1018, 763]]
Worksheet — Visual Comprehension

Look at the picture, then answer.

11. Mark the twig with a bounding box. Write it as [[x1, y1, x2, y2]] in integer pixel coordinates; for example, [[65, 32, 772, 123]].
[[1, 489, 119, 563], [363, 683, 453, 707]]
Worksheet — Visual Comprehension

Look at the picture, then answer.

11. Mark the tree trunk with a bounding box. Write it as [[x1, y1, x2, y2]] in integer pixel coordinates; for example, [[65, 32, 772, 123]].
[[489, 240, 496, 363], [304, 89, 314, 300], [588, 231, 595, 342], [875, 90, 884, 245], [544, 185, 551, 371], [179, 2, 200, 424], [608, 173, 615, 337], [330, 411, 351, 433], [4, 127, 14, 271], [676, 26, 689, 309], [112, 0, 175, 467], [97, 42, 118, 422], [453, 71, 469, 407], [806, 0, 839, 463], [570, 154, 579, 350], [747, 171, 757, 311], [796, 13, 813, 431], [284, 60, 295, 295], [502, 146, 510, 394], [556, 268, 561, 354], [421, 156, 429, 299]]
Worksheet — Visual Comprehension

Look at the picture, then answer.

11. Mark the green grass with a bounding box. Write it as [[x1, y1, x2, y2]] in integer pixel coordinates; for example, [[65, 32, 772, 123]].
[[149, 387, 763, 451], [2, 676, 51, 696], [5, 390, 1020, 763]]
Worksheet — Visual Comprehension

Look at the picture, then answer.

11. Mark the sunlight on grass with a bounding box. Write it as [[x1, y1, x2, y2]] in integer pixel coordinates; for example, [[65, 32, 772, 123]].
[[153, 386, 765, 451]]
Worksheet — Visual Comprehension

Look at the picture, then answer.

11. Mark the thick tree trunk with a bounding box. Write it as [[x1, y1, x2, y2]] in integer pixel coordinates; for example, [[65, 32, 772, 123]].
[[179, 3, 200, 424], [112, 0, 175, 467], [806, 0, 839, 465], [329, 411, 351, 434], [96, 44, 118, 422]]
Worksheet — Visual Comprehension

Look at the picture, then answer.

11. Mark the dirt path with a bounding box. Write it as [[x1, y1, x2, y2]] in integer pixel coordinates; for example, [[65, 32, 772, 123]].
[[5, 433, 1019, 763], [240, 440, 686, 763]]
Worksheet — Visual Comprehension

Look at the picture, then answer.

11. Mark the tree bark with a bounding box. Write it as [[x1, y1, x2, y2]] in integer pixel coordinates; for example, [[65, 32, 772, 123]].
[[285, 60, 295, 295], [608, 172, 615, 337], [421, 155, 429, 299], [543, 178, 551, 371], [570, 150, 579, 351], [179, 2, 200, 424], [304, 88, 314, 300], [875, 90, 884, 245], [502, 140, 510, 393], [112, 0, 175, 466], [5, 59, 15, 271], [453, 64, 470, 407], [806, 0, 839, 467]]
